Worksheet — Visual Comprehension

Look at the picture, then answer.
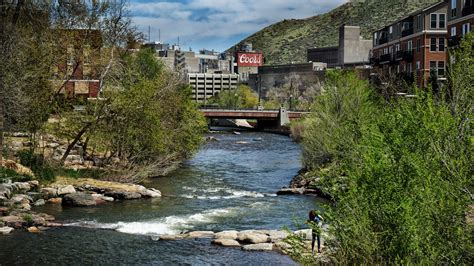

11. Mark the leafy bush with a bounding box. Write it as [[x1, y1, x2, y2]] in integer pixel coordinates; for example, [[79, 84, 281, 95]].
[[208, 84, 258, 109], [298, 39, 473, 263]]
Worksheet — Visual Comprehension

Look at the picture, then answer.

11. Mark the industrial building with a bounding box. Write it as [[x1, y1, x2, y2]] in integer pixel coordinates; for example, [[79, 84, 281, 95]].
[[248, 62, 327, 100], [307, 25, 373, 67]]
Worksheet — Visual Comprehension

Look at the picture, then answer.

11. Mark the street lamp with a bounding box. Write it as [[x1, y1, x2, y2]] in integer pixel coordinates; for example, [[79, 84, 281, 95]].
[[289, 94, 293, 111]]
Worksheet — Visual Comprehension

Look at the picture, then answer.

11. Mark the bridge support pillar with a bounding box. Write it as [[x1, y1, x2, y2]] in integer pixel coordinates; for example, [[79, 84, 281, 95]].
[[279, 107, 290, 127]]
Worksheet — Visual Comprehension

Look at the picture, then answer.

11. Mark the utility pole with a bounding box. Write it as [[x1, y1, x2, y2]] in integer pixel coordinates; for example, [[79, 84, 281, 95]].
[[159, 29, 161, 43], [148, 26, 151, 43]]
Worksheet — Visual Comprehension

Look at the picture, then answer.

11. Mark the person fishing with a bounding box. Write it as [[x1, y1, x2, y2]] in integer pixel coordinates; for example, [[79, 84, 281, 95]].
[[307, 210, 323, 254]]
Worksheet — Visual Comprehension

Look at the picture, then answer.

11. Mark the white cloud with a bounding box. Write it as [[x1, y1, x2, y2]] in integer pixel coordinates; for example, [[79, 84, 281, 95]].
[[130, 0, 349, 51]]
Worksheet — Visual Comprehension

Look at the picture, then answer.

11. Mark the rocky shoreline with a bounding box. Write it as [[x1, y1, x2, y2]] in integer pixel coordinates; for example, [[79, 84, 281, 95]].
[[277, 169, 333, 200], [153, 228, 327, 257], [0, 179, 161, 235]]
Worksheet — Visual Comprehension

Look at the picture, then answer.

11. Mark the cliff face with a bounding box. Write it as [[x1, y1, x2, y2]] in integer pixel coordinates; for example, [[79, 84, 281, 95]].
[[228, 0, 439, 65]]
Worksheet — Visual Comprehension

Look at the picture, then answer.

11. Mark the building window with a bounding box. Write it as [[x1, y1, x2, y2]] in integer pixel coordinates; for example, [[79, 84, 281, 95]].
[[439, 38, 445, 52], [431, 14, 437, 28], [416, 15, 423, 30], [395, 44, 400, 52], [430, 38, 437, 51], [416, 39, 421, 52], [430, 13, 446, 29], [416, 61, 421, 70], [431, 61, 445, 76], [407, 40, 413, 51], [438, 61, 445, 76], [452, 0, 457, 17], [462, 23, 471, 36], [451, 26, 457, 37], [408, 63, 413, 74], [439, 14, 446, 28]]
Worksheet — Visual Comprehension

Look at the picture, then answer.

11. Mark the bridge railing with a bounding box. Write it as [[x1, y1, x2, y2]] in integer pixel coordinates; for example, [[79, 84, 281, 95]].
[[199, 106, 310, 113]]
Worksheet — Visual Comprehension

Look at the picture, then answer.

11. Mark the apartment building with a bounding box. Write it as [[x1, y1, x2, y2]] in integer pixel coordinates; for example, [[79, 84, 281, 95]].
[[447, 0, 473, 46], [371, 1, 448, 87]]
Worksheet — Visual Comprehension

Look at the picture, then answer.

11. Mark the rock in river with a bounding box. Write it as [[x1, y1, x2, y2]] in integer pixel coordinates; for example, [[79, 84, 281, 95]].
[[188, 231, 215, 238], [62, 193, 96, 207], [212, 239, 241, 247], [0, 226, 14, 235], [215, 230, 238, 240], [57, 185, 76, 196], [242, 243, 274, 251], [237, 232, 270, 244]]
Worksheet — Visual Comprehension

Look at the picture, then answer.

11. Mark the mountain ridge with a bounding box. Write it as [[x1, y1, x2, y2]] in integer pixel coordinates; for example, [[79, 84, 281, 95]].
[[228, 0, 440, 65]]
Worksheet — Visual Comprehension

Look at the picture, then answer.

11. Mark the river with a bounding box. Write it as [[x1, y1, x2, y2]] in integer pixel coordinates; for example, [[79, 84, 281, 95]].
[[0, 132, 323, 265]]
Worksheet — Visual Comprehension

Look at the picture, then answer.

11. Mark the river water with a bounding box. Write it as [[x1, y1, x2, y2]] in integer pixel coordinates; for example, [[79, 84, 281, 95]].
[[0, 132, 322, 265]]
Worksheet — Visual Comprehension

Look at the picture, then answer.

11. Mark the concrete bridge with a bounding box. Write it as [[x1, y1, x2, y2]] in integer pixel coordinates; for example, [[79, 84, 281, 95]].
[[200, 108, 310, 129]]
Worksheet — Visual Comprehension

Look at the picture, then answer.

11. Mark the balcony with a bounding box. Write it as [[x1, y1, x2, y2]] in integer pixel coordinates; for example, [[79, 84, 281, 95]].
[[370, 56, 380, 65], [403, 51, 413, 61], [449, 36, 461, 47], [402, 28, 414, 37], [378, 37, 388, 45], [462, 5, 474, 16], [395, 51, 404, 61], [380, 53, 392, 64]]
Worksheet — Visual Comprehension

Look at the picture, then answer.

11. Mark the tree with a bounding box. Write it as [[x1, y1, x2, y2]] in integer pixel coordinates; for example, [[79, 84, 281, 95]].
[[0, 1, 54, 165], [209, 84, 258, 109]]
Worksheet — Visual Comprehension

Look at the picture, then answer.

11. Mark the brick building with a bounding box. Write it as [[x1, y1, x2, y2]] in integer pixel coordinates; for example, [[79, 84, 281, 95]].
[[52, 29, 102, 99], [447, 0, 473, 46], [371, 1, 448, 87]]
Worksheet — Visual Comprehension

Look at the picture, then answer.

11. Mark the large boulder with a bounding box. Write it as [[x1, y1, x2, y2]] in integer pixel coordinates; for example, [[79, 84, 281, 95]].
[[188, 231, 215, 238], [0, 226, 14, 235], [40, 188, 58, 198], [141, 188, 162, 198], [104, 190, 141, 200], [47, 198, 62, 204], [11, 194, 33, 204], [62, 193, 96, 207], [57, 185, 76, 196], [33, 199, 46, 207], [268, 230, 289, 241], [1, 216, 27, 228], [215, 230, 238, 240], [237, 232, 270, 244], [212, 238, 241, 247], [13, 182, 31, 192], [242, 243, 274, 251]]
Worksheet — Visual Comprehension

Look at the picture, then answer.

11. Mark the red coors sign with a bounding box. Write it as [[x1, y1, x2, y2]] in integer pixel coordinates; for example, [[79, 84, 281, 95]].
[[237, 53, 263, 67]]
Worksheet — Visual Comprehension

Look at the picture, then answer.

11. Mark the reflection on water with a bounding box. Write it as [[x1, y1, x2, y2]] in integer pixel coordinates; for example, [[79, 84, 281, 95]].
[[0, 132, 321, 265]]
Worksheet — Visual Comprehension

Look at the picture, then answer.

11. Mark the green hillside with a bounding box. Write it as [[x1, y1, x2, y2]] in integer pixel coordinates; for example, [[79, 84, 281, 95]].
[[229, 0, 440, 65]]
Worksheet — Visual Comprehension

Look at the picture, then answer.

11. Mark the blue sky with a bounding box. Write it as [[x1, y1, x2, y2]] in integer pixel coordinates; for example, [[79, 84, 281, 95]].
[[128, 0, 348, 52]]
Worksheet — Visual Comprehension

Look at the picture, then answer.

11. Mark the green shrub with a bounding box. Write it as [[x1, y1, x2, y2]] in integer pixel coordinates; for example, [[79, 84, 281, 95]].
[[0, 167, 32, 183], [298, 42, 473, 263]]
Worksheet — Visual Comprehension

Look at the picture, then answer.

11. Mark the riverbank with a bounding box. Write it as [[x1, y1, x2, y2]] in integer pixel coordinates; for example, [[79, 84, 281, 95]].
[[0, 173, 161, 235], [277, 168, 335, 200]]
